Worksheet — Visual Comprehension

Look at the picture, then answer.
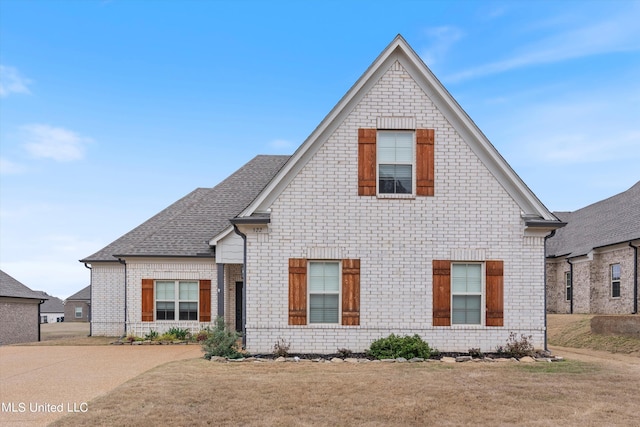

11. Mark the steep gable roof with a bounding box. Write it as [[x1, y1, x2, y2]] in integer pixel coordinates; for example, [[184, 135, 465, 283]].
[[237, 35, 560, 227], [547, 181, 640, 258], [66, 285, 90, 301], [81, 155, 289, 262], [0, 270, 46, 300]]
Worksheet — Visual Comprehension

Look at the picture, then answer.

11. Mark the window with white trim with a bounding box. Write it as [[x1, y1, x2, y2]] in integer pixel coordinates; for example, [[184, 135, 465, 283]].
[[451, 263, 482, 325], [377, 131, 414, 194], [565, 272, 572, 301], [611, 264, 621, 298], [75, 306, 83, 318], [155, 280, 198, 321], [308, 261, 340, 324]]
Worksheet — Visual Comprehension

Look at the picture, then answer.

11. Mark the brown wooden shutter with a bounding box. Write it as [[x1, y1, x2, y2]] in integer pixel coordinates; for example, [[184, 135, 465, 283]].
[[288, 258, 307, 325], [358, 128, 377, 196], [141, 279, 154, 322], [199, 279, 212, 322], [486, 260, 504, 327], [416, 129, 435, 196], [342, 259, 360, 326], [432, 260, 451, 326]]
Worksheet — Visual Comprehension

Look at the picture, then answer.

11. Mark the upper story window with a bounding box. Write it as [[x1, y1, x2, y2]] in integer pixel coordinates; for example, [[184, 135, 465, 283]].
[[377, 131, 414, 194], [611, 264, 621, 298]]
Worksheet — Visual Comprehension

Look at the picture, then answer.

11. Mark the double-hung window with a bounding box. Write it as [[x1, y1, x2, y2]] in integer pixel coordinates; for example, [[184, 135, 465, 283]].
[[451, 263, 482, 325], [308, 261, 340, 324], [377, 131, 414, 194], [75, 306, 83, 318], [611, 264, 621, 298], [565, 272, 572, 301], [155, 280, 198, 321]]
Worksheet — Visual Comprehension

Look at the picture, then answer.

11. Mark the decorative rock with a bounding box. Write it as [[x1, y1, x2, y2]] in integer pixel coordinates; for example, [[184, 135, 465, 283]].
[[395, 357, 407, 363], [409, 357, 424, 363], [441, 357, 456, 363], [345, 358, 360, 363], [534, 357, 552, 363], [455, 356, 472, 363], [519, 356, 535, 363], [275, 356, 286, 362], [228, 358, 245, 362], [210, 356, 227, 363], [381, 359, 396, 363], [330, 357, 344, 363]]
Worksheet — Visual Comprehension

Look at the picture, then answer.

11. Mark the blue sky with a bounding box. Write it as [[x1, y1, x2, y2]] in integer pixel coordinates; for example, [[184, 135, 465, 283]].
[[1, 0, 639, 298]]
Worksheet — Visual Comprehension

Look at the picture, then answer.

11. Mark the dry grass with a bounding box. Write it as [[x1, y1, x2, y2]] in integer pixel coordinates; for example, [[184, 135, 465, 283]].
[[46, 316, 640, 426], [52, 358, 639, 426], [16, 322, 115, 346], [548, 314, 640, 354]]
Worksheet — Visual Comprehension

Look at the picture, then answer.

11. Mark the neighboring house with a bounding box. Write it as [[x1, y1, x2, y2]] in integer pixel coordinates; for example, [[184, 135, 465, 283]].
[[0, 270, 47, 345], [82, 35, 563, 353], [39, 293, 65, 323], [546, 182, 640, 315], [64, 285, 91, 322]]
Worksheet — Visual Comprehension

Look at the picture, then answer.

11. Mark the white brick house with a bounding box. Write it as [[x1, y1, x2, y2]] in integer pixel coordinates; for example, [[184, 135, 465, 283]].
[[82, 35, 563, 353]]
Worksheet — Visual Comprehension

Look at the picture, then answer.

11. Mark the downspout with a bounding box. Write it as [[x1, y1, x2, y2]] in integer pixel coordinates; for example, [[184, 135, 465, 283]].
[[84, 263, 92, 336], [630, 241, 638, 314], [566, 258, 574, 314], [38, 299, 45, 341], [117, 258, 127, 337], [543, 230, 556, 352], [232, 224, 247, 348]]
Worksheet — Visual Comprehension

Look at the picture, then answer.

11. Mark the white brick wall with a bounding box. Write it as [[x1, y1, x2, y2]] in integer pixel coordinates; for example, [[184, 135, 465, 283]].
[[244, 61, 546, 353], [90, 263, 126, 336]]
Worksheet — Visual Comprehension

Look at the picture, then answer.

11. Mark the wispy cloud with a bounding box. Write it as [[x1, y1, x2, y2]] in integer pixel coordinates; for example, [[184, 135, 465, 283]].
[[420, 26, 464, 66], [447, 10, 640, 82], [0, 65, 32, 97], [0, 158, 27, 175], [22, 124, 92, 162]]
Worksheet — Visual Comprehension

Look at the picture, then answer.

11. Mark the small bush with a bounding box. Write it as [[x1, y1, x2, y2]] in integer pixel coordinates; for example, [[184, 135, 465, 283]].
[[367, 334, 433, 360], [168, 327, 190, 341], [159, 332, 177, 341], [125, 334, 141, 343], [202, 317, 242, 359], [503, 332, 535, 358], [468, 347, 484, 358], [144, 330, 159, 341], [273, 337, 291, 357], [195, 329, 211, 342]]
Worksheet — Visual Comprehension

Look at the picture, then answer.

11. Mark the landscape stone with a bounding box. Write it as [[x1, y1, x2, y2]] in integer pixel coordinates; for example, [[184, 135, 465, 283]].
[[441, 357, 456, 363]]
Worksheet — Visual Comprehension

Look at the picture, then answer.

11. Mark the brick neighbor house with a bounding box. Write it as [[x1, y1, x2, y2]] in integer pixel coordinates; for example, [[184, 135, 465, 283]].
[[81, 35, 563, 353], [546, 181, 640, 315], [0, 270, 47, 345], [64, 285, 91, 322]]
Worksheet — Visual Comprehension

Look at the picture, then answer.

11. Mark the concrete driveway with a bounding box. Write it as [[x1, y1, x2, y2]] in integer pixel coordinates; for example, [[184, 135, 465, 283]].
[[0, 344, 202, 426]]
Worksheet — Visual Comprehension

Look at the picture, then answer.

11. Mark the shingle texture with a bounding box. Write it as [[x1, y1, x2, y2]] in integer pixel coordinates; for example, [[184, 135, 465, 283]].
[[81, 155, 289, 261], [0, 270, 46, 300], [39, 294, 65, 313], [547, 181, 640, 258], [66, 285, 90, 301]]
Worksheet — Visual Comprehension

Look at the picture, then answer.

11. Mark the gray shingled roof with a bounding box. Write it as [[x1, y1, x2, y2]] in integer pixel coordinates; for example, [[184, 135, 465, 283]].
[[66, 285, 90, 301], [0, 270, 47, 300], [81, 155, 289, 262], [547, 181, 640, 258], [39, 294, 65, 313]]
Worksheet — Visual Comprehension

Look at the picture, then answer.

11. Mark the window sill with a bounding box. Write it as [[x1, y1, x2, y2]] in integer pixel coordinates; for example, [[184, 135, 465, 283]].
[[376, 193, 416, 200]]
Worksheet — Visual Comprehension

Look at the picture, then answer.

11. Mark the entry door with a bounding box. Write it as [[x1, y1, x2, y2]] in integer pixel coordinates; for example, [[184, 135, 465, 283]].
[[235, 281, 243, 333]]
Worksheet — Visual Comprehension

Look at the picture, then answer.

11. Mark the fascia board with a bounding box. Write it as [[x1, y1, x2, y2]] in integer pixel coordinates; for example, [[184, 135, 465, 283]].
[[209, 226, 234, 246]]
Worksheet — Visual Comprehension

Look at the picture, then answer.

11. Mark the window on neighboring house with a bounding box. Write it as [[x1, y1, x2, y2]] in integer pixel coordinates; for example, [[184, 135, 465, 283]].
[[611, 264, 621, 298], [155, 280, 199, 321], [377, 131, 414, 194], [309, 261, 340, 324], [565, 272, 572, 301], [41, 315, 48, 324], [75, 306, 82, 318], [451, 263, 483, 325]]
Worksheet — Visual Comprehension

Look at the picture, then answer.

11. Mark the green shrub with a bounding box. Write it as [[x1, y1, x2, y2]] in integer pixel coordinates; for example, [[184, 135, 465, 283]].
[[144, 330, 159, 340], [367, 334, 433, 360], [167, 327, 190, 341], [202, 317, 242, 359], [195, 329, 211, 342]]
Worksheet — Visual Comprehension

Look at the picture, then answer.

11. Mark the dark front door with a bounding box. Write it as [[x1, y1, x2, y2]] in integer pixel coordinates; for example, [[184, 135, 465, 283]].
[[235, 281, 243, 333]]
